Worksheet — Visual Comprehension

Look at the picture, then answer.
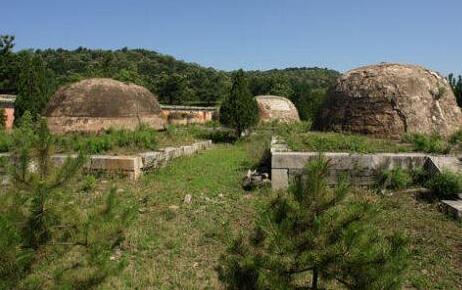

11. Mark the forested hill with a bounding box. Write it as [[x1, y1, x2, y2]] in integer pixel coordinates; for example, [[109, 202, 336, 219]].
[[1, 45, 340, 120], [35, 48, 231, 106]]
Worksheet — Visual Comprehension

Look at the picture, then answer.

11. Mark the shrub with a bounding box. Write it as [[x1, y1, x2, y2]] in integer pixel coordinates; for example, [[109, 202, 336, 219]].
[[375, 168, 412, 191], [0, 130, 12, 152], [410, 167, 429, 186], [81, 175, 97, 192], [425, 171, 462, 200], [403, 133, 449, 154]]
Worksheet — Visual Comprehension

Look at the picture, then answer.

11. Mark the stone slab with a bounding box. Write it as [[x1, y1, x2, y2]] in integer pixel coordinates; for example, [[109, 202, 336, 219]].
[[440, 200, 462, 220], [425, 156, 462, 175], [271, 168, 289, 191]]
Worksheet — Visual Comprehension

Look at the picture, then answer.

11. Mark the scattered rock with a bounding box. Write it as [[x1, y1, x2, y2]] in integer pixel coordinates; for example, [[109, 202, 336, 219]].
[[110, 248, 122, 261], [1, 176, 9, 186], [184, 194, 192, 204], [168, 205, 179, 210], [243, 169, 271, 190]]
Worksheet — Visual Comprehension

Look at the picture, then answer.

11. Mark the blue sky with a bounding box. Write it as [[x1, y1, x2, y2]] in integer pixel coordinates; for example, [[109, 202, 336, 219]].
[[1, 0, 461, 75]]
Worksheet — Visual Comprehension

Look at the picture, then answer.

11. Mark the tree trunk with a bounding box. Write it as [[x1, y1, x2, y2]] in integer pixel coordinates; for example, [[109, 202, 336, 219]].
[[312, 268, 318, 290]]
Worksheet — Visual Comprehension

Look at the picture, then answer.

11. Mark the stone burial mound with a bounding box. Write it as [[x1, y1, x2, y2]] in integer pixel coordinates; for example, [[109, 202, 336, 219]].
[[315, 63, 462, 138], [45, 78, 166, 133], [255, 95, 300, 123]]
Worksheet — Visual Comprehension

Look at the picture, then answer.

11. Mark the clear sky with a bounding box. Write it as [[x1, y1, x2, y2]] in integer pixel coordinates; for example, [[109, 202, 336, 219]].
[[1, 0, 461, 75]]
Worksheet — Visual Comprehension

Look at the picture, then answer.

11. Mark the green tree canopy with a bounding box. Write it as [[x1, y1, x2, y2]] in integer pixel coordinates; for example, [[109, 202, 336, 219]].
[[219, 70, 259, 137], [448, 73, 462, 106], [14, 53, 56, 121]]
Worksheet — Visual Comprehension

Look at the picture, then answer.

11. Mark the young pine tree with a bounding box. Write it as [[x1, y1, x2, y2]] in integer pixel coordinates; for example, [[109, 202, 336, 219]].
[[218, 156, 409, 290], [219, 69, 259, 137], [9, 113, 86, 249]]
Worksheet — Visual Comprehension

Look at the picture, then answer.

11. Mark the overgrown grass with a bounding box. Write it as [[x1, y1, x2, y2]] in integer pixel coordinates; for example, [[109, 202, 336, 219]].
[[285, 131, 413, 153], [356, 189, 462, 289], [375, 168, 413, 191], [277, 125, 462, 154], [1, 137, 461, 289], [402, 133, 450, 154], [0, 124, 212, 154], [375, 166, 462, 200]]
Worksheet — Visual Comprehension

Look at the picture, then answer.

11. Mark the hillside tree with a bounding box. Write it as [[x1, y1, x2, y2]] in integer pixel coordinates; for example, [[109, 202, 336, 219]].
[[448, 73, 462, 106], [219, 69, 259, 137], [0, 35, 20, 94]]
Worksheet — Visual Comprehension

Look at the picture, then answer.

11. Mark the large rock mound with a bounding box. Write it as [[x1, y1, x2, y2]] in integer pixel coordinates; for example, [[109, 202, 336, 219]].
[[45, 78, 165, 133], [315, 64, 462, 138], [256, 95, 300, 123]]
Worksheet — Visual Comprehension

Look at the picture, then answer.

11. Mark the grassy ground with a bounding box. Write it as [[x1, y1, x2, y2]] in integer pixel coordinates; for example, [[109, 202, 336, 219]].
[[1, 138, 461, 289], [284, 131, 415, 153], [352, 189, 462, 289], [0, 124, 208, 155], [267, 121, 460, 154]]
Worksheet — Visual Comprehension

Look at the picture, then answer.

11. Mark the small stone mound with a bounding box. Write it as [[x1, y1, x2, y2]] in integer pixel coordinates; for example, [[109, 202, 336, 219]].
[[256, 95, 300, 123], [315, 63, 462, 138], [45, 78, 165, 133]]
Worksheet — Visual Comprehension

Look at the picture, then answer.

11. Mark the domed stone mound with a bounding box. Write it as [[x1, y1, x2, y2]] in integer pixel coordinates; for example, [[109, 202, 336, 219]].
[[315, 63, 462, 138], [45, 78, 165, 133], [256, 95, 300, 123]]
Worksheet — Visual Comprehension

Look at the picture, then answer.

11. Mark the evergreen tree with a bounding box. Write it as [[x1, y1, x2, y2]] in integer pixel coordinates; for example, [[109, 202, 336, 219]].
[[448, 73, 462, 106], [0, 109, 5, 129], [14, 53, 56, 121], [218, 156, 409, 289], [0, 35, 20, 94], [219, 70, 259, 137]]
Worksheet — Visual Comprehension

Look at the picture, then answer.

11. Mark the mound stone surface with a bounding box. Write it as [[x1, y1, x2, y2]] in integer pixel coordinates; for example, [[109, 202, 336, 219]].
[[315, 64, 462, 138], [256, 95, 300, 123], [45, 78, 165, 133]]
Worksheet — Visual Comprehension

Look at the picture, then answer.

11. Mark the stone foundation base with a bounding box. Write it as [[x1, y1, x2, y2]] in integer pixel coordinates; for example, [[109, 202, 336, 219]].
[[46, 116, 165, 133]]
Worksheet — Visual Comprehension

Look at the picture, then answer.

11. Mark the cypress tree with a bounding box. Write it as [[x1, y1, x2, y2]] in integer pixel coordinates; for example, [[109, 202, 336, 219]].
[[0, 109, 5, 129], [218, 156, 409, 289], [14, 53, 55, 122], [219, 69, 259, 137]]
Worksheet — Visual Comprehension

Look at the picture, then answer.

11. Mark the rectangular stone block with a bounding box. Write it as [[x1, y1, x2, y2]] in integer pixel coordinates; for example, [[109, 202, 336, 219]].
[[272, 169, 288, 191], [139, 151, 163, 169], [425, 156, 462, 175], [440, 200, 462, 220], [89, 155, 141, 171], [372, 153, 427, 171], [182, 145, 195, 156]]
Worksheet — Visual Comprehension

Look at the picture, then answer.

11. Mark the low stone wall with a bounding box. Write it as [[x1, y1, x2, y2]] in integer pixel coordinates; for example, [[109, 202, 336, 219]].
[[161, 105, 217, 125], [0, 94, 16, 130], [271, 137, 462, 190], [2, 140, 213, 181], [47, 115, 165, 133]]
